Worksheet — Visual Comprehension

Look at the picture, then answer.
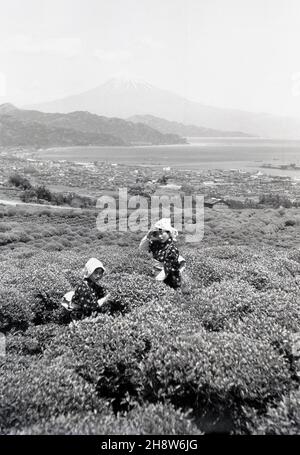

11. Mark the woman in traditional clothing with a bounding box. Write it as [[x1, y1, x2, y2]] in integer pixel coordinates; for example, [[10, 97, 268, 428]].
[[139, 218, 186, 289], [62, 258, 110, 320]]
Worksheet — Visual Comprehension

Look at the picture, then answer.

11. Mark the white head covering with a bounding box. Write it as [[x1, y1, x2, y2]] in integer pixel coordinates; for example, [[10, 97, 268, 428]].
[[82, 258, 106, 279], [153, 218, 178, 240]]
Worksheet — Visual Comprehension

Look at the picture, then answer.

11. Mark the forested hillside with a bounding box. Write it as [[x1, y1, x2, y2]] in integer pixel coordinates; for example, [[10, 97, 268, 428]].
[[0, 105, 186, 147]]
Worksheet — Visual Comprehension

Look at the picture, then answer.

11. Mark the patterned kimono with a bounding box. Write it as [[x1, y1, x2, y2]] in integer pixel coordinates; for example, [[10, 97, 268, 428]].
[[70, 279, 106, 320], [149, 237, 182, 289]]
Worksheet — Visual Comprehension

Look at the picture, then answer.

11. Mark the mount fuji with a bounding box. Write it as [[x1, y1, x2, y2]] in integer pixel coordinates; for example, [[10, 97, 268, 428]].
[[27, 78, 300, 139]]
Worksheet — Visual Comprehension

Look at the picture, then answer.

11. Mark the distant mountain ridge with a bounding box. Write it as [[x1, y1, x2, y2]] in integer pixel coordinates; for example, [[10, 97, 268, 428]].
[[0, 115, 126, 147], [129, 114, 254, 138], [0, 105, 186, 147], [27, 78, 300, 139], [0, 103, 17, 114]]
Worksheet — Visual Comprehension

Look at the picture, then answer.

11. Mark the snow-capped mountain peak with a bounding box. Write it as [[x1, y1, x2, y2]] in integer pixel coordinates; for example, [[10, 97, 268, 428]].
[[102, 77, 155, 92]]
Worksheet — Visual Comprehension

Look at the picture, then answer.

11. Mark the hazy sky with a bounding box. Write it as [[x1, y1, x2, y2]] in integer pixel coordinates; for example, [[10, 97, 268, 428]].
[[1, 0, 300, 117]]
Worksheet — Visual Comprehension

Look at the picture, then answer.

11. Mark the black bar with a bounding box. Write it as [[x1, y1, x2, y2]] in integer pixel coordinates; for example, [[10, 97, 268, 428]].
[[0, 435, 298, 454]]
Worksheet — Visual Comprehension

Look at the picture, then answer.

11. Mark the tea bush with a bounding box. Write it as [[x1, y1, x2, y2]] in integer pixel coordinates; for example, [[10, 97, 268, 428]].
[[10, 402, 200, 435], [0, 288, 34, 333], [141, 332, 290, 414], [0, 359, 102, 433], [186, 277, 299, 333], [186, 279, 258, 331], [52, 316, 157, 410], [104, 272, 176, 313], [243, 390, 300, 435], [6, 323, 65, 356], [45, 300, 201, 410], [183, 252, 222, 287], [97, 402, 201, 435], [248, 289, 300, 332], [106, 250, 154, 277], [0, 252, 82, 325]]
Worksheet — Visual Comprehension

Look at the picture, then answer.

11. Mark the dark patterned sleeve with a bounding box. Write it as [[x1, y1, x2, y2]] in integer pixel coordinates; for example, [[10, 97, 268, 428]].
[[71, 281, 97, 319], [96, 285, 106, 300], [163, 244, 179, 276]]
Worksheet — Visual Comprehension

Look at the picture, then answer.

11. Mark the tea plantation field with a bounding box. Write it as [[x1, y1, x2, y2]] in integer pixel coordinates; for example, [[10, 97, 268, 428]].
[[0, 204, 300, 434]]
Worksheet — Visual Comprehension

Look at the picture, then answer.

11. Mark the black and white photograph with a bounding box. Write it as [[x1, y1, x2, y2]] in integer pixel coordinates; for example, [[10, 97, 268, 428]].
[[0, 0, 300, 443]]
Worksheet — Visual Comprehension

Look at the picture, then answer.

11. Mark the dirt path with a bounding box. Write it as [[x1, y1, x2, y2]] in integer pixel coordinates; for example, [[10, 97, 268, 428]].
[[0, 198, 80, 210]]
